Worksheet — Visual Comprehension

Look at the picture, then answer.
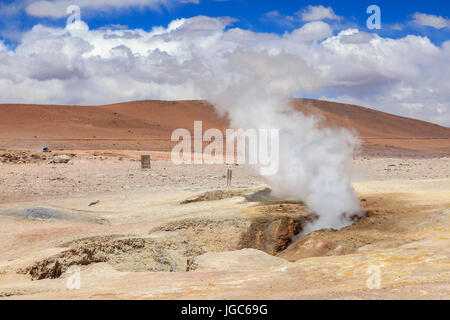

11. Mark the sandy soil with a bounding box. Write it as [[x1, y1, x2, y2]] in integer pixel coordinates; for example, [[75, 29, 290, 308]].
[[0, 150, 448, 300]]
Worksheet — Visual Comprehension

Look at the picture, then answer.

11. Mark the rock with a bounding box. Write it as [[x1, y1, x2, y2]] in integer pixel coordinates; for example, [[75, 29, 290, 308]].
[[50, 155, 71, 164], [186, 249, 288, 272], [153, 210, 311, 256], [179, 188, 252, 205]]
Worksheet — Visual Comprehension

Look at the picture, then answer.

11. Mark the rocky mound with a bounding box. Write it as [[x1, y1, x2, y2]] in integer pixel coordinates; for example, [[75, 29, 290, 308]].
[[179, 188, 253, 205]]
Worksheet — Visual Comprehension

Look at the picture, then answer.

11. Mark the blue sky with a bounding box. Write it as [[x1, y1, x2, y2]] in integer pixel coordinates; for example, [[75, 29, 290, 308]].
[[1, 0, 449, 45]]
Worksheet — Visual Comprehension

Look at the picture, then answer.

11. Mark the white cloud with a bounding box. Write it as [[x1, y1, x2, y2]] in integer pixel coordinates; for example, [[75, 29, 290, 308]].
[[24, 0, 199, 18], [338, 31, 375, 44], [0, 1, 32, 16], [413, 12, 449, 29], [300, 5, 342, 22], [261, 10, 297, 28], [262, 5, 342, 28], [0, 16, 449, 126]]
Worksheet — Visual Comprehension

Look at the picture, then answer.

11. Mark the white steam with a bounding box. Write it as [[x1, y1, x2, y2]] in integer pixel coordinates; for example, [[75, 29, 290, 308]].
[[184, 49, 363, 230]]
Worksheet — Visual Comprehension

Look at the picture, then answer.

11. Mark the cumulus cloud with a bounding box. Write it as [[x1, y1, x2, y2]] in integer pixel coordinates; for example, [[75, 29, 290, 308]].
[[1, 14, 450, 230], [0, 15, 448, 127], [262, 5, 342, 28], [300, 5, 342, 22], [413, 12, 449, 29], [1, 1, 43, 16]]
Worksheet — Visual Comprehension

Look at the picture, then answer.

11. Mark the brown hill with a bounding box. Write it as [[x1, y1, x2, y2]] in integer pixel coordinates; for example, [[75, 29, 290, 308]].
[[0, 99, 448, 156]]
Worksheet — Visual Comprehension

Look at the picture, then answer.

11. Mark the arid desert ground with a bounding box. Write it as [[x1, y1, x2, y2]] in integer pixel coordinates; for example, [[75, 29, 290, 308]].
[[0, 99, 449, 299]]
